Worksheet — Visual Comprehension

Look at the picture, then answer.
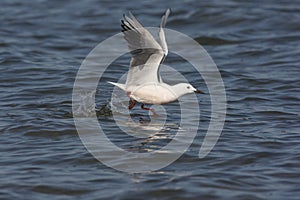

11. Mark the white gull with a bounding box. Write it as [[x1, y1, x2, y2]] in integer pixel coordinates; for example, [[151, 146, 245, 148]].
[[108, 9, 204, 115]]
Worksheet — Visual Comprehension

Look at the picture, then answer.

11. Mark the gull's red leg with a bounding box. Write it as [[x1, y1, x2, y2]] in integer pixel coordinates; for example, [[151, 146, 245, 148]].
[[141, 104, 158, 116], [128, 98, 135, 109]]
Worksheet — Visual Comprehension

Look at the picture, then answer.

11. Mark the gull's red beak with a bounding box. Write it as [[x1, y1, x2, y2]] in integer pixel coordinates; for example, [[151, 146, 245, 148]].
[[194, 89, 205, 94]]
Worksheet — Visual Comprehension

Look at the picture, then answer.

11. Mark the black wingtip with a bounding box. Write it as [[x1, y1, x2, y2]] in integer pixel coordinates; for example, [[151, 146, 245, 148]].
[[121, 19, 130, 32]]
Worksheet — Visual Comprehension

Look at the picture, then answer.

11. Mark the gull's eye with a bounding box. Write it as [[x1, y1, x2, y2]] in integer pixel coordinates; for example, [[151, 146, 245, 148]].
[[187, 86, 190, 89]]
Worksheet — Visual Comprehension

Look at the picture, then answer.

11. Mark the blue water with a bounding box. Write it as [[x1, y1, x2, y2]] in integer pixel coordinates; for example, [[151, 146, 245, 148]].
[[1, 1, 300, 199]]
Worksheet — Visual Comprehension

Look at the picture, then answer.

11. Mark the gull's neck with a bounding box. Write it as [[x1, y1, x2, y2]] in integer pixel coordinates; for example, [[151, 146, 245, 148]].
[[170, 83, 189, 98]]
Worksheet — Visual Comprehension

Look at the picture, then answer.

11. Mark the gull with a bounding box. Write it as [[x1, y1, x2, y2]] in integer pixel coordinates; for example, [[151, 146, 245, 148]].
[[108, 9, 204, 115]]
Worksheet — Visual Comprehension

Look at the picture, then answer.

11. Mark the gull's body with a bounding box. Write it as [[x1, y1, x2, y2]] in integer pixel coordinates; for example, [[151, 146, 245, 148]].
[[108, 9, 203, 111]]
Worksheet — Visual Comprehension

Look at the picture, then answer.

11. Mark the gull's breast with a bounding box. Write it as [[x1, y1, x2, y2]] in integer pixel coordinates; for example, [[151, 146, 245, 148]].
[[129, 85, 177, 104]]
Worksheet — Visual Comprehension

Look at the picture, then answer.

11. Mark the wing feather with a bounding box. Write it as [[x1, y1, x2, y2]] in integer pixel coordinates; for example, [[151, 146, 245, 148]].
[[121, 10, 170, 89]]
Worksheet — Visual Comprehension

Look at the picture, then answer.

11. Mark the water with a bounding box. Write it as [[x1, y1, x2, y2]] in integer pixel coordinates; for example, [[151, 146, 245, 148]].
[[1, 0, 300, 199]]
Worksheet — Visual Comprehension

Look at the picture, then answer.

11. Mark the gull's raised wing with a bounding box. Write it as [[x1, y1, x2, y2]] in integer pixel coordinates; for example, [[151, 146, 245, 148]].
[[159, 8, 170, 58], [121, 10, 170, 89]]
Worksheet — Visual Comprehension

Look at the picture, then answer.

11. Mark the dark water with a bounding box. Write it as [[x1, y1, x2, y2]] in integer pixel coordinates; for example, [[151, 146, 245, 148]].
[[1, 0, 300, 199]]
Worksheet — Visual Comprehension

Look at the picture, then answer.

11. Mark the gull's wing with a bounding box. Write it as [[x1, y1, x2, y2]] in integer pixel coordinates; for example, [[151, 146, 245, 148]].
[[121, 9, 170, 89], [159, 8, 170, 59]]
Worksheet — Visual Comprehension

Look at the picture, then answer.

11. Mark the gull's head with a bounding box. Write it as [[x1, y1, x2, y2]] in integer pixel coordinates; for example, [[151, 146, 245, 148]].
[[176, 83, 204, 94]]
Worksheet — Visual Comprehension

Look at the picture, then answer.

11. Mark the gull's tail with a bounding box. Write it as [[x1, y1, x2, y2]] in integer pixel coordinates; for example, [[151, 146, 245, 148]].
[[107, 81, 126, 91]]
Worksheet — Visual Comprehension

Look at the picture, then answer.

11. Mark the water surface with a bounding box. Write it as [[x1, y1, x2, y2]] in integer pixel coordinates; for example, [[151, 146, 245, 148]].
[[1, 1, 300, 199]]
